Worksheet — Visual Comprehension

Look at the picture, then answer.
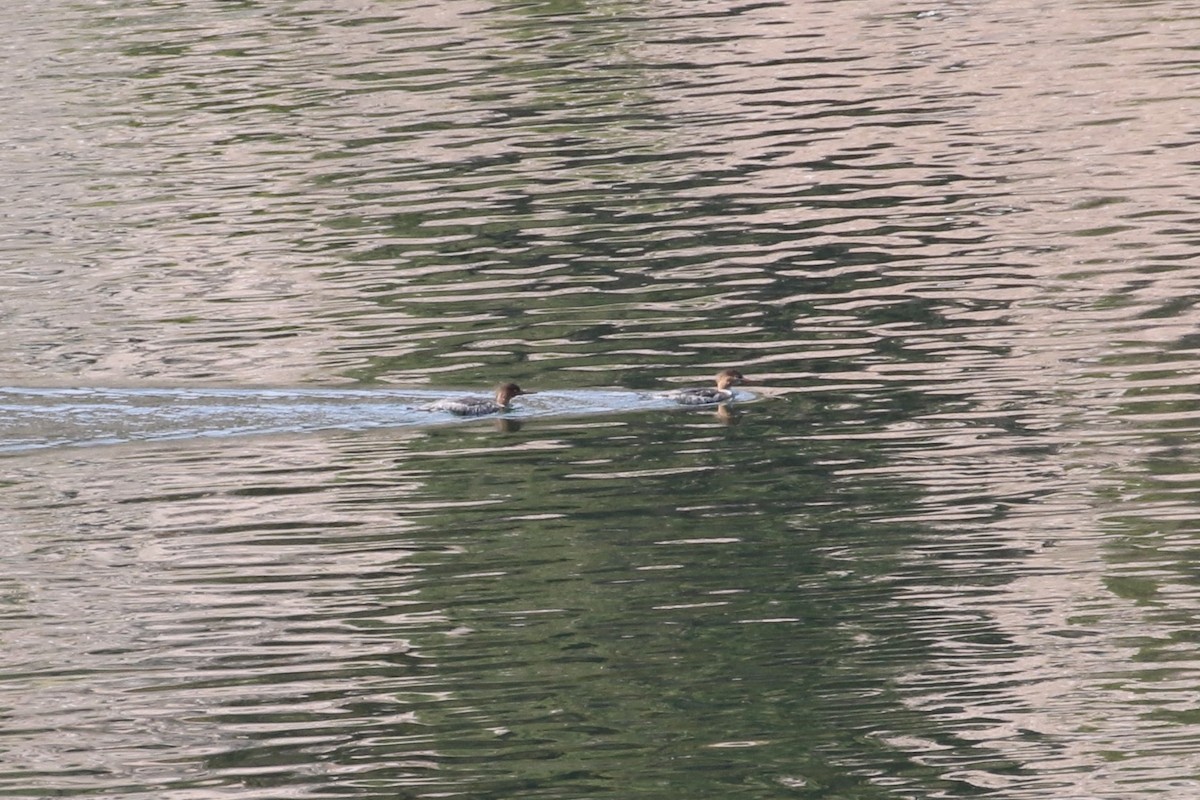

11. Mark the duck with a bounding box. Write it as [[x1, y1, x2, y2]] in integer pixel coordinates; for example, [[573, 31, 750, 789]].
[[666, 368, 753, 405], [427, 383, 530, 416]]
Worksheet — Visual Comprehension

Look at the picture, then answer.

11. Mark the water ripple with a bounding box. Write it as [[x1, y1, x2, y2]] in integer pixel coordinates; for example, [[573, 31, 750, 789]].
[[2, 0, 1200, 796]]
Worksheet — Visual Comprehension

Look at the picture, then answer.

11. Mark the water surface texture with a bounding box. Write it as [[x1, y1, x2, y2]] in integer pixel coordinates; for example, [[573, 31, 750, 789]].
[[3, 0, 1200, 797]]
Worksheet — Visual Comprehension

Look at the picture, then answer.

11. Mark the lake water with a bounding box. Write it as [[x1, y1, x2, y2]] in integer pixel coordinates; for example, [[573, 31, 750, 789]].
[[3, 0, 1200, 797]]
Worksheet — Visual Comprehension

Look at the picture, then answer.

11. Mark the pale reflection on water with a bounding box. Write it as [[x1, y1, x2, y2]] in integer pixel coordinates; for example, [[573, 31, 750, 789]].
[[2, 0, 1200, 797], [0, 386, 718, 451]]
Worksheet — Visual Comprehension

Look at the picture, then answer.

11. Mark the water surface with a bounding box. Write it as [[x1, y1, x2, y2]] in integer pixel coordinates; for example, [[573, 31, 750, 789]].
[[3, 0, 1200, 797]]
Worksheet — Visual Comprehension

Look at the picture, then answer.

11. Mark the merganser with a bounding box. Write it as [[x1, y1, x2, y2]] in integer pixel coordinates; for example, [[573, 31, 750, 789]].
[[428, 383, 530, 416], [667, 368, 753, 405]]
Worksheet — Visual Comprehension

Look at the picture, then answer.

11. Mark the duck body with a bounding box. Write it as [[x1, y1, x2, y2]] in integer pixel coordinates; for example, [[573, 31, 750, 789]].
[[430, 397, 506, 416], [428, 382, 528, 416], [670, 386, 737, 405], [665, 368, 752, 406]]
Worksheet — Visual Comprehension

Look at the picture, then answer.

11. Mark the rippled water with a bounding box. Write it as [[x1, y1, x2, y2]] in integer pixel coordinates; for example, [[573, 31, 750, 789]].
[[3, 0, 1200, 797], [0, 386, 726, 451]]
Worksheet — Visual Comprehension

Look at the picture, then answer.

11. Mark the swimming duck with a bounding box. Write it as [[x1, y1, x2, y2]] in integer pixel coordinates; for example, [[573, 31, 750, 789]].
[[428, 383, 530, 416], [666, 368, 753, 405]]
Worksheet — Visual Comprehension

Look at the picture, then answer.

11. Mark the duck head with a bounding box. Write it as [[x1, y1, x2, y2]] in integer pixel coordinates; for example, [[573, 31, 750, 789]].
[[495, 383, 529, 406], [714, 369, 754, 390]]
